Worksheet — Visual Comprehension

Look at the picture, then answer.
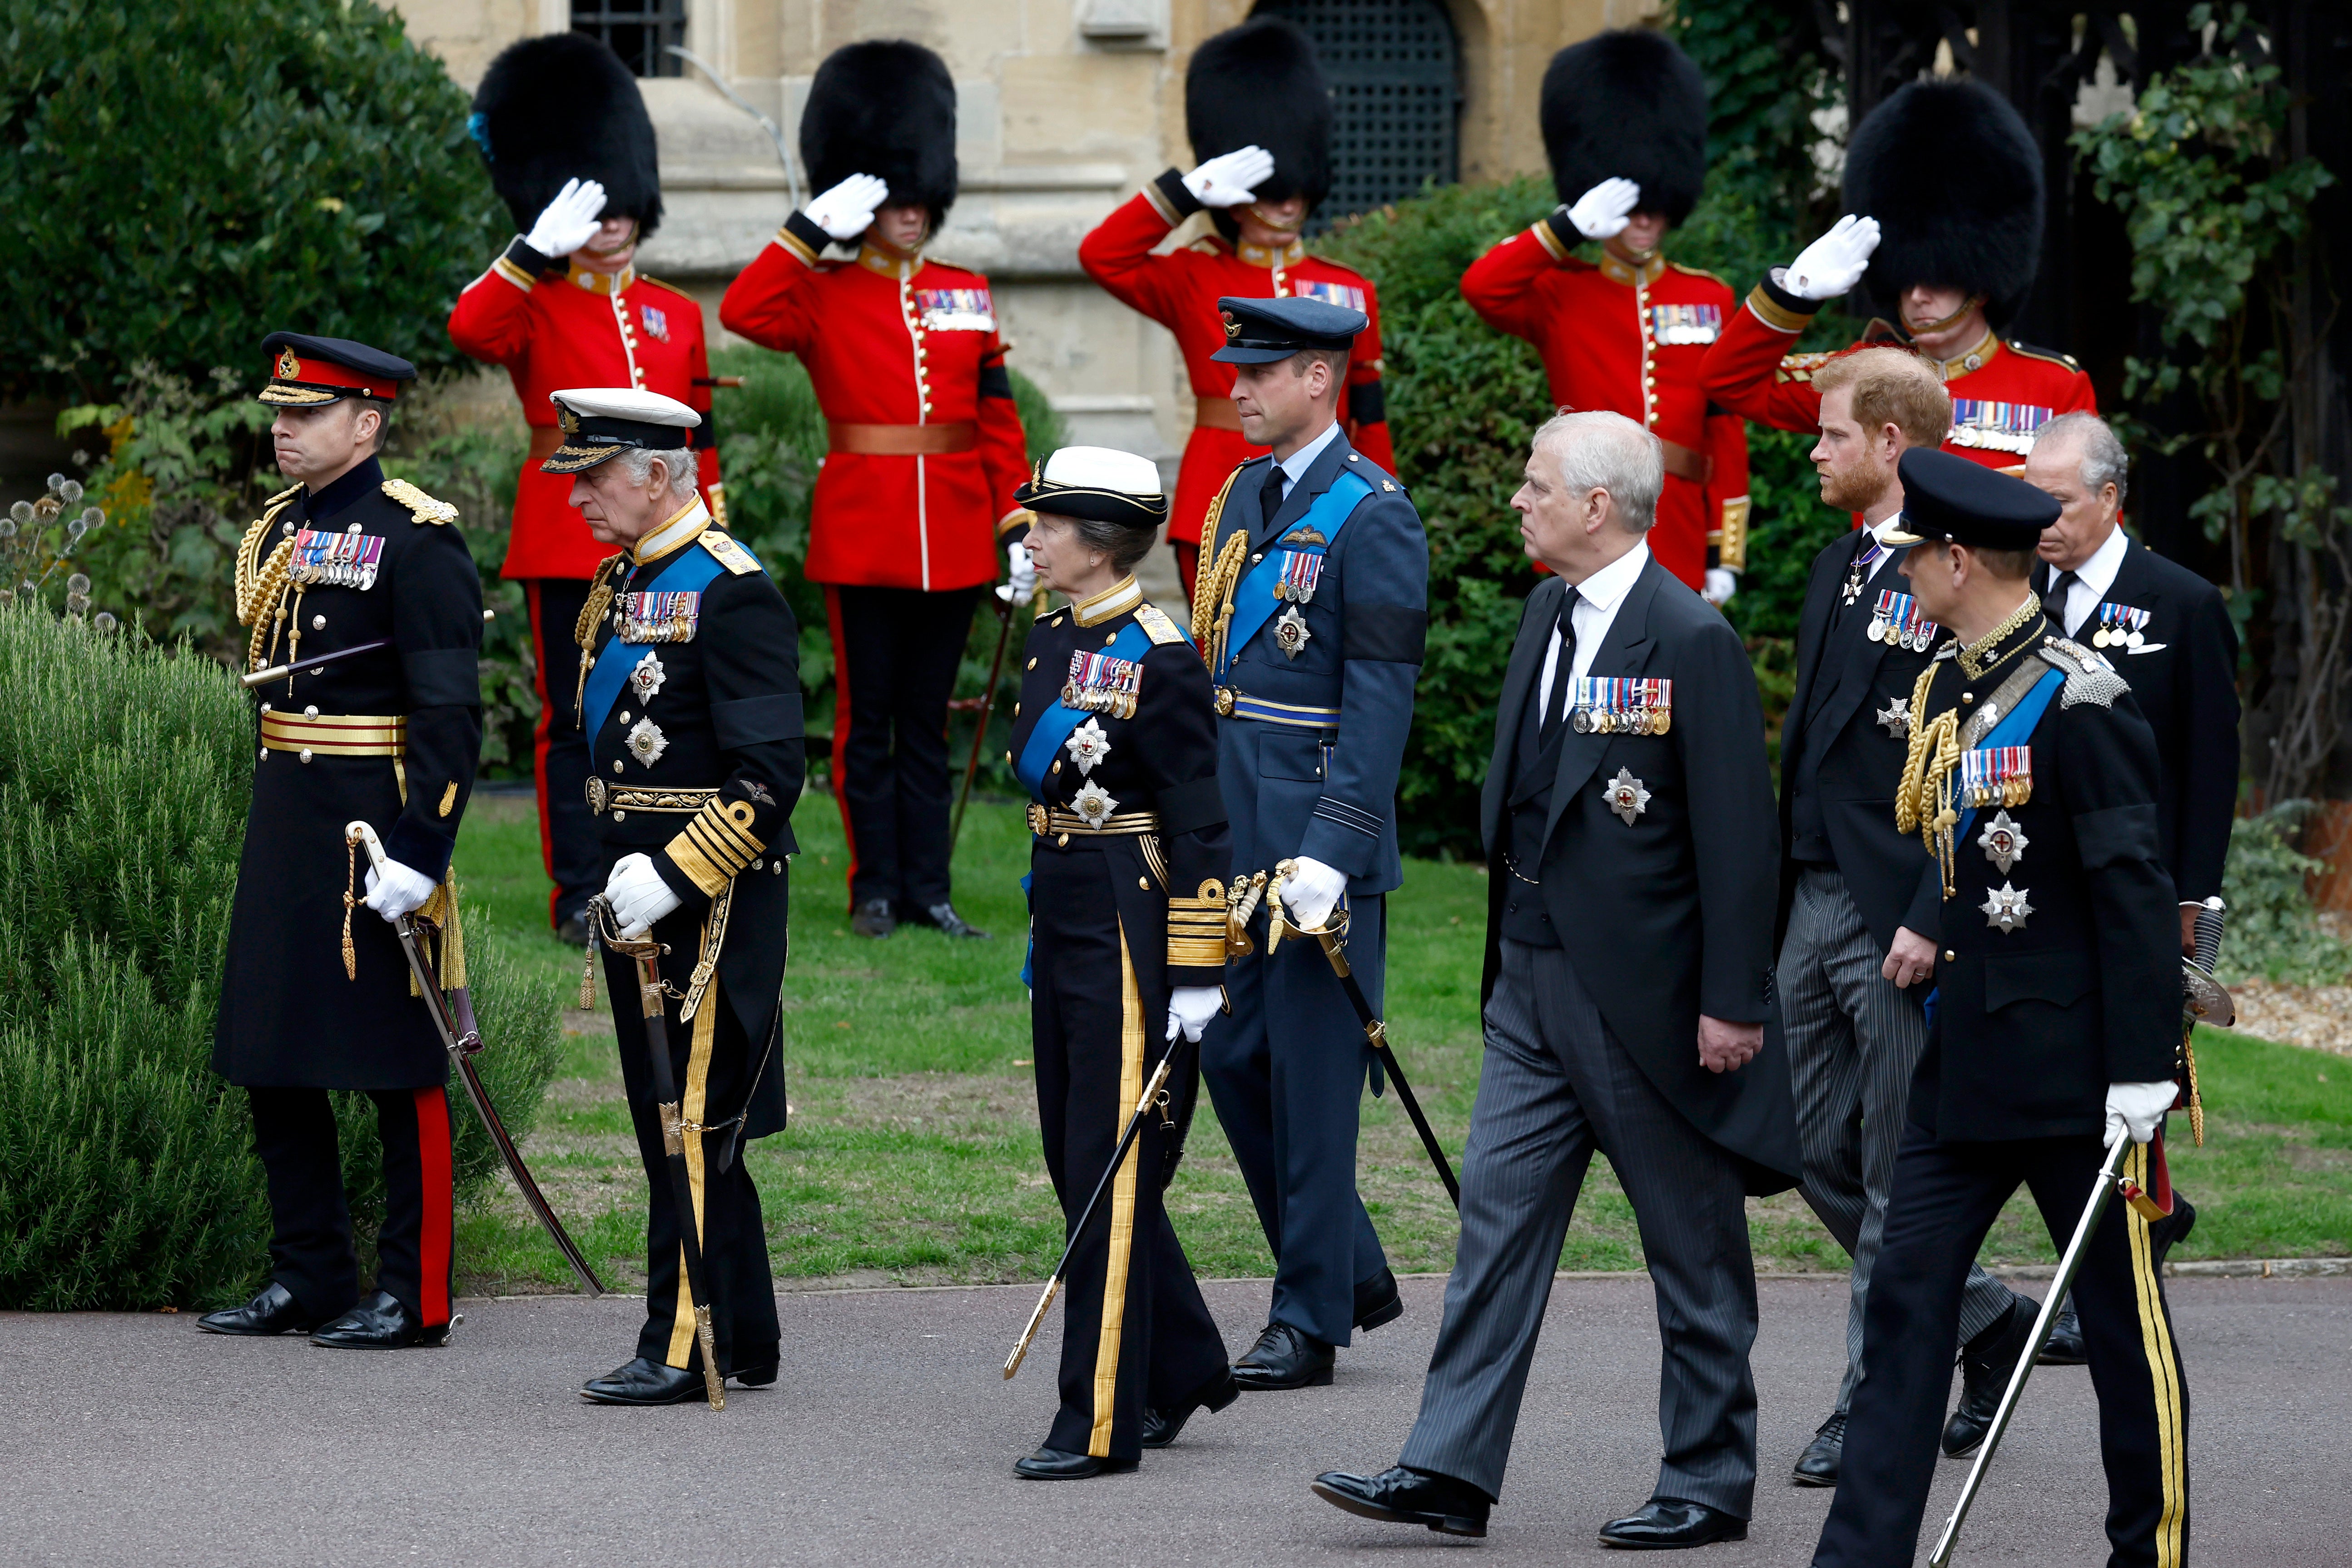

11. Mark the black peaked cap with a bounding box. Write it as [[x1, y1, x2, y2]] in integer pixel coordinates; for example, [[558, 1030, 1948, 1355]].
[[1540, 30, 1709, 226], [471, 33, 663, 238], [799, 40, 958, 221], [1844, 79, 2044, 327], [1886, 447, 2060, 551]]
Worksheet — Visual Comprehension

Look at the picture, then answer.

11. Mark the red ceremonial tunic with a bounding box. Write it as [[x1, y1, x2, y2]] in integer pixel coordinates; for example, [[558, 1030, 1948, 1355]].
[[447, 246, 723, 581], [1459, 221, 1750, 590], [1702, 272, 2098, 471], [719, 218, 1028, 592], [1079, 177, 1396, 547]]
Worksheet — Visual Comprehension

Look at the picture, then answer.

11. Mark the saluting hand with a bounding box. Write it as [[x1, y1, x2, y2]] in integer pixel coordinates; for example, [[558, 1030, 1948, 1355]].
[[525, 177, 610, 259], [804, 173, 891, 241], [1697, 1015, 1762, 1075], [1184, 145, 1276, 209], [1786, 214, 1881, 301], [1563, 177, 1642, 241]]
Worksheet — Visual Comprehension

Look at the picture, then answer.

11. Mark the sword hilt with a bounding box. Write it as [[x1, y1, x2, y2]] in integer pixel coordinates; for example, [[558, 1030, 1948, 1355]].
[[344, 819, 390, 873], [2191, 896, 2226, 975]]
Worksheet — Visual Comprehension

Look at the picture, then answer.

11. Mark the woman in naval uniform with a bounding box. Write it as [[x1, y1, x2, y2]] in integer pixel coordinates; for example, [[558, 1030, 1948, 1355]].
[[1006, 447, 1237, 1478]]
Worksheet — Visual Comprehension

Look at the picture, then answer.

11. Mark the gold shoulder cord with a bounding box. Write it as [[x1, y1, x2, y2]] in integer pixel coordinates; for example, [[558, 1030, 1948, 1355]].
[[1191, 467, 1249, 669], [1894, 660, 1964, 897], [235, 499, 299, 673]]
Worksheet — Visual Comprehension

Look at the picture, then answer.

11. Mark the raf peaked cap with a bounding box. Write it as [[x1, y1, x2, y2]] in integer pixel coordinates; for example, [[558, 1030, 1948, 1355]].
[[1211, 295, 1366, 363], [1884, 447, 2060, 551], [257, 333, 415, 407], [543, 387, 700, 474], [1016, 446, 1169, 531]]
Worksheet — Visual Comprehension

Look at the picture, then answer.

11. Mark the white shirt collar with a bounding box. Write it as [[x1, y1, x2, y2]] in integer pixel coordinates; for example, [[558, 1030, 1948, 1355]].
[[2072, 522, 2130, 600], [1540, 541, 1651, 705], [1275, 420, 1345, 495], [1571, 539, 1651, 615]]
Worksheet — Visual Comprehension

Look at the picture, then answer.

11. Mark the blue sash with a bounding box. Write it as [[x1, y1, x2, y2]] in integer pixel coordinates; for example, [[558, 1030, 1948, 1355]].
[[581, 541, 733, 741], [1216, 470, 1374, 681], [1951, 665, 2064, 849], [1016, 620, 1157, 800]]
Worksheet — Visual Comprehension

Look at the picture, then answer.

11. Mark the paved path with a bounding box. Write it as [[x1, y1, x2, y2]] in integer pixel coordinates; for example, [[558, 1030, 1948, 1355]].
[[5, 1275, 2345, 1566]]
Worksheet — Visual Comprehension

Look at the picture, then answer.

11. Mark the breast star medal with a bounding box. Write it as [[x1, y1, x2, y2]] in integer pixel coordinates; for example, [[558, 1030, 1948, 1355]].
[[1064, 716, 1111, 776], [626, 717, 668, 768], [1273, 603, 1312, 659], [1876, 695, 1911, 738], [1977, 809, 2029, 873], [1071, 780, 1118, 829], [1603, 766, 1652, 826], [629, 649, 666, 704], [1980, 881, 2033, 933]]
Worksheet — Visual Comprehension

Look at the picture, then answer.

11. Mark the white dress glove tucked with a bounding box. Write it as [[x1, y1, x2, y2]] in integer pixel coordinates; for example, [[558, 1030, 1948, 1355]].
[[1563, 177, 1641, 241], [605, 852, 683, 939], [997, 540, 1038, 604], [1182, 146, 1275, 209], [524, 177, 609, 259], [1165, 986, 1224, 1043], [803, 173, 890, 242], [1279, 856, 1347, 933], [1703, 567, 1739, 606], [1785, 214, 1882, 302], [363, 859, 438, 923], [2104, 1081, 2177, 1146]]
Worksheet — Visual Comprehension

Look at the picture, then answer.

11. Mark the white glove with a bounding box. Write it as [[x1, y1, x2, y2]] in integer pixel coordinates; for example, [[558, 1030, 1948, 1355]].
[[1183, 146, 1276, 209], [803, 173, 890, 242], [1279, 856, 1347, 933], [1786, 214, 1881, 302], [524, 177, 609, 259], [605, 852, 683, 940], [362, 859, 437, 923], [2105, 1081, 2177, 1146], [1703, 567, 1739, 605], [996, 539, 1038, 604], [1563, 177, 1641, 241], [1165, 986, 1224, 1043]]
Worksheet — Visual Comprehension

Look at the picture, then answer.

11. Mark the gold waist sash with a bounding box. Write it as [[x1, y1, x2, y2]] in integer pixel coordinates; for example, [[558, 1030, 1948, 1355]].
[[259, 711, 406, 758]]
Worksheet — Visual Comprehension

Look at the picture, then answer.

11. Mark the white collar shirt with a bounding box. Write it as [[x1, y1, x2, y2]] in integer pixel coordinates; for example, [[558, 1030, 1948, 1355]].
[[1273, 419, 1345, 504], [1536, 541, 1651, 720], [1863, 514, 1910, 582], [2054, 523, 2130, 636]]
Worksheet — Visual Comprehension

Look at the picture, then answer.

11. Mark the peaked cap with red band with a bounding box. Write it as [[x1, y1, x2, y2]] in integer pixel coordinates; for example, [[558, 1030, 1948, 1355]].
[[255, 331, 417, 407]]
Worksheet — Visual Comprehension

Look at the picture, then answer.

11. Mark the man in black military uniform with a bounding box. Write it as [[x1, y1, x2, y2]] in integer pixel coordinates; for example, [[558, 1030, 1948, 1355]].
[[1812, 449, 2189, 1568], [552, 387, 802, 1404], [205, 333, 483, 1350]]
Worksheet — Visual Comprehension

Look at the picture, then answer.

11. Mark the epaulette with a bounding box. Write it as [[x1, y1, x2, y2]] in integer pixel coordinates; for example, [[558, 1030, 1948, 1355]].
[[2040, 635, 2129, 708], [2008, 340, 2084, 373], [1132, 603, 1185, 646], [381, 479, 457, 526], [1667, 260, 1731, 288], [700, 531, 761, 576], [1775, 350, 1839, 385], [636, 273, 693, 299]]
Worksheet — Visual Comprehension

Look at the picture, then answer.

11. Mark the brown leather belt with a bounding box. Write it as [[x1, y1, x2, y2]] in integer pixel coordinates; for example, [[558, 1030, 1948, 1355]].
[[528, 426, 562, 462], [827, 421, 977, 455], [1660, 438, 1712, 485], [1194, 397, 1245, 433]]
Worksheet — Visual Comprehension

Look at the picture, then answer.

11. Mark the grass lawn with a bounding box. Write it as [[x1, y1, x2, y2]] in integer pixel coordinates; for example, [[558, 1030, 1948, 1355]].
[[452, 790, 2352, 1296]]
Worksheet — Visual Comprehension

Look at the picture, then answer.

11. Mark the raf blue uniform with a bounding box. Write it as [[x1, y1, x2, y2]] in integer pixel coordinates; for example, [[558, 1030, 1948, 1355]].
[[1193, 296, 1429, 1370]]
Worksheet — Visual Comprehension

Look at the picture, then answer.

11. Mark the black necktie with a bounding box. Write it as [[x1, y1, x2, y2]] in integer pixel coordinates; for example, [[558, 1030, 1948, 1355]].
[[1260, 464, 1287, 526], [1540, 596, 1578, 743], [2042, 569, 2079, 634]]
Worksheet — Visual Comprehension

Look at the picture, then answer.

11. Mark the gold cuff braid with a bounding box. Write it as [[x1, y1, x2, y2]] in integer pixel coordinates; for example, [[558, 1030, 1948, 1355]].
[[1168, 893, 1227, 969], [664, 797, 766, 897]]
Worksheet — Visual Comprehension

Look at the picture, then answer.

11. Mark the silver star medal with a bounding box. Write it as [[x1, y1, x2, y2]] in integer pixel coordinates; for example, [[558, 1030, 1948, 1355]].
[[1603, 766, 1652, 826], [1071, 780, 1118, 828], [1875, 695, 1910, 738], [1273, 604, 1311, 659], [626, 717, 668, 768], [1977, 809, 2029, 873], [629, 649, 666, 703], [1064, 716, 1111, 776], [1980, 881, 2033, 933]]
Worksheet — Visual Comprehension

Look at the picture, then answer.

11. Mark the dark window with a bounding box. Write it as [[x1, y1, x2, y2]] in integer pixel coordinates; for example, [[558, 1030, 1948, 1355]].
[[1257, 0, 1461, 228], [572, 0, 685, 78]]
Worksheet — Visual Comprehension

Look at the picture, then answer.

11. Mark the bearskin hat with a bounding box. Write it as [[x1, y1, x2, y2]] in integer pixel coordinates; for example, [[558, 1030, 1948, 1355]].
[[1843, 79, 2044, 327], [1186, 18, 1331, 243], [799, 40, 959, 225], [470, 33, 663, 239], [1539, 30, 1708, 227]]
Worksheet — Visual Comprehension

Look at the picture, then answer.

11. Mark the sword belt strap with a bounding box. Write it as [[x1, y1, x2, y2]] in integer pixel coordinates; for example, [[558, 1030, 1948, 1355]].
[[260, 710, 407, 757], [586, 780, 721, 817]]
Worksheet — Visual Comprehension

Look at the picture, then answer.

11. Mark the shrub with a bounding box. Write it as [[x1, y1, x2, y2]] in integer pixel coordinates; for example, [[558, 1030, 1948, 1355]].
[[2217, 804, 2352, 987]]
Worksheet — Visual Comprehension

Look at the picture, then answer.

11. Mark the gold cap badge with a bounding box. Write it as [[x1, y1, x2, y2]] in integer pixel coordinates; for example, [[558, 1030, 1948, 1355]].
[[1222, 312, 1241, 339], [276, 347, 301, 379]]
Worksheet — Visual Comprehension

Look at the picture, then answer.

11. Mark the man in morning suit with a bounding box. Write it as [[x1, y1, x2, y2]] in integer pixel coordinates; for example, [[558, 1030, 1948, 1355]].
[[1193, 294, 1428, 1391], [1313, 411, 1798, 1551]]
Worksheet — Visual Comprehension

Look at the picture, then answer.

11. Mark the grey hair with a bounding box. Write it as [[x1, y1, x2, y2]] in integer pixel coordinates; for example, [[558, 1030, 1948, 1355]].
[[613, 445, 701, 503], [1530, 409, 1663, 532], [2038, 412, 2129, 505]]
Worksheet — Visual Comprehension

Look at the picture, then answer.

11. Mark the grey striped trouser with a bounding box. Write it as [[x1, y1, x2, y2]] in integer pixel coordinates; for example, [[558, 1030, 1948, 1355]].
[[1780, 867, 2018, 1414], [1399, 938, 1759, 1517]]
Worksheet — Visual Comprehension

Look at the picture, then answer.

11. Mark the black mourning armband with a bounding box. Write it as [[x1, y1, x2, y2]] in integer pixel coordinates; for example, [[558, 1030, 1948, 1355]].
[[1342, 603, 1427, 665], [712, 693, 804, 749], [1156, 776, 1228, 836], [979, 363, 1014, 401], [403, 648, 482, 708], [1347, 378, 1387, 427], [2074, 803, 2160, 868]]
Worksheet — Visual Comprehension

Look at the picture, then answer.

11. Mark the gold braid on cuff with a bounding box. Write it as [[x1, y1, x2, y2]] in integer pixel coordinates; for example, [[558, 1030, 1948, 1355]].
[[664, 797, 766, 897]]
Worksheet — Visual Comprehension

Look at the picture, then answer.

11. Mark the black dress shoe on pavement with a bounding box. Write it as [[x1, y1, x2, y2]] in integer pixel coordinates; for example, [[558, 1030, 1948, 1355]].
[[907, 901, 989, 939], [1311, 1465, 1490, 1537], [1598, 1497, 1747, 1549], [731, 1351, 779, 1387], [1141, 1368, 1240, 1448], [1013, 1447, 1136, 1479], [1230, 1322, 1334, 1390], [850, 898, 896, 938], [309, 1290, 448, 1350], [1353, 1267, 1404, 1332], [1791, 1411, 1845, 1486], [581, 1357, 707, 1405], [1943, 1296, 2036, 1457], [198, 1281, 324, 1337], [2037, 1295, 2088, 1366]]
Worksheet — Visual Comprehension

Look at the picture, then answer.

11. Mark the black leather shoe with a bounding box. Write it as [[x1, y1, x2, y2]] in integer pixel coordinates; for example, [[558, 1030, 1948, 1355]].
[[2037, 1295, 2087, 1366], [309, 1290, 448, 1350], [731, 1350, 779, 1387], [1791, 1411, 1845, 1486], [581, 1356, 707, 1405], [1013, 1446, 1136, 1479], [1311, 1465, 1490, 1538], [198, 1281, 324, 1337], [1944, 1296, 2035, 1457], [851, 898, 896, 938], [1231, 1322, 1334, 1390], [1598, 1497, 1747, 1549], [2151, 1195, 2197, 1266], [1353, 1267, 1404, 1332], [1141, 1368, 1240, 1448], [908, 901, 989, 939]]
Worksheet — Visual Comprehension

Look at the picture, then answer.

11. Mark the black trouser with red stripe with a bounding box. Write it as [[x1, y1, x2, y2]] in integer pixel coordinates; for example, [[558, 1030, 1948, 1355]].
[[824, 583, 981, 913], [525, 578, 601, 929], [247, 1085, 454, 1328], [1813, 1125, 2190, 1568]]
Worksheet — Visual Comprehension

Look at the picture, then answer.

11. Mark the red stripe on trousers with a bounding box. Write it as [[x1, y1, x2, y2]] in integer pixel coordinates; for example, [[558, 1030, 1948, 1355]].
[[524, 580, 563, 927], [413, 1086, 454, 1326], [824, 584, 860, 914]]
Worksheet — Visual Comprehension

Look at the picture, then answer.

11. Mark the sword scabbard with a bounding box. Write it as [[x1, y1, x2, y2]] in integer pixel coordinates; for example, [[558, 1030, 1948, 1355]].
[[695, 1305, 727, 1410]]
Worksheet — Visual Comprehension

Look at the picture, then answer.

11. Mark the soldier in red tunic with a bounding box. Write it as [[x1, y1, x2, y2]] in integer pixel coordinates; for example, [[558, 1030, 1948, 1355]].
[[720, 40, 1028, 938], [1078, 17, 1393, 601], [1702, 79, 2095, 472], [450, 34, 724, 942], [1458, 30, 1749, 600]]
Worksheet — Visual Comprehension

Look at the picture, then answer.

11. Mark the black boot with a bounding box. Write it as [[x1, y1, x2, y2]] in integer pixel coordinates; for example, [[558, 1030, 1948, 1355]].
[[198, 1281, 326, 1337], [581, 1356, 708, 1405], [1231, 1322, 1334, 1390], [1353, 1267, 1404, 1332], [1791, 1411, 1845, 1486], [1141, 1368, 1240, 1448], [1943, 1296, 2035, 1457], [1311, 1465, 1490, 1538], [309, 1290, 448, 1350]]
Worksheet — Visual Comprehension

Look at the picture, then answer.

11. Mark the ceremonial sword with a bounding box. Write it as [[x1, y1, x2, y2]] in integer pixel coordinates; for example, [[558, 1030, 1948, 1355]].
[[343, 821, 607, 1297]]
